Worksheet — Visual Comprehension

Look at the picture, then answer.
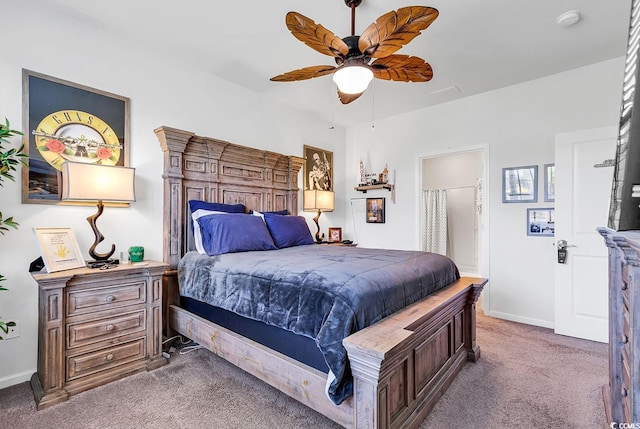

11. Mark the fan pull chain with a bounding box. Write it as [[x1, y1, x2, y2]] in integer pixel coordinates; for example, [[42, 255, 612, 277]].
[[371, 80, 376, 131]]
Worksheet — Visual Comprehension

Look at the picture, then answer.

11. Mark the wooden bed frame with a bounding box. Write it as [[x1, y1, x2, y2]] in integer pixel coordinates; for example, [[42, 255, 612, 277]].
[[155, 126, 487, 429]]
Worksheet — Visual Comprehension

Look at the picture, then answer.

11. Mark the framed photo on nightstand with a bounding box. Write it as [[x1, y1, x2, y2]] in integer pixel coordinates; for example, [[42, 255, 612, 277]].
[[328, 227, 342, 243], [33, 227, 85, 272]]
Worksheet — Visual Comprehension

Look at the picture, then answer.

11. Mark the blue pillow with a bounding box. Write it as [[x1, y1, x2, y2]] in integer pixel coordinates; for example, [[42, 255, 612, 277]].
[[189, 200, 246, 214], [263, 213, 314, 248], [197, 213, 277, 255], [191, 209, 230, 254], [188, 200, 247, 250]]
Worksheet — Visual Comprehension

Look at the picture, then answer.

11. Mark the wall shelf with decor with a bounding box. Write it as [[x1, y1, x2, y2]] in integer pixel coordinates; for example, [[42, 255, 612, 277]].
[[354, 184, 395, 203]]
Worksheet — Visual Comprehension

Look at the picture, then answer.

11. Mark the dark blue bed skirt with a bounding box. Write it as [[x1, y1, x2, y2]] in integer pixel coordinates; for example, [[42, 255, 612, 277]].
[[180, 296, 330, 373]]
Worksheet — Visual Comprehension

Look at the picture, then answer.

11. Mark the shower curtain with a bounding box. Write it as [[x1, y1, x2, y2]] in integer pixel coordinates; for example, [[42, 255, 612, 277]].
[[422, 189, 448, 255]]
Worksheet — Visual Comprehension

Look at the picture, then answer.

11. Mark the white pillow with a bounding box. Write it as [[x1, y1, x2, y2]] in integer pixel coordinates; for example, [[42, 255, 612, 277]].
[[192, 209, 228, 254], [251, 210, 265, 221]]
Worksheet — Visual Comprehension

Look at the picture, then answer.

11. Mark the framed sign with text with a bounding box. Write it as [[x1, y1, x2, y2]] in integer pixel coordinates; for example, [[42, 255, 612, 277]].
[[33, 227, 85, 272]]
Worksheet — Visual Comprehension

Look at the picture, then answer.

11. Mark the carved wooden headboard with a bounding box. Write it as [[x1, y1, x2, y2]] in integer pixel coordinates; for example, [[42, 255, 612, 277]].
[[155, 126, 304, 269]]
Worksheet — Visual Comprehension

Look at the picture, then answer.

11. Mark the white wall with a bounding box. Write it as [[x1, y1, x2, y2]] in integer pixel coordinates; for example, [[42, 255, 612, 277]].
[[0, 3, 346, 388], [345, 57, 624, 328]]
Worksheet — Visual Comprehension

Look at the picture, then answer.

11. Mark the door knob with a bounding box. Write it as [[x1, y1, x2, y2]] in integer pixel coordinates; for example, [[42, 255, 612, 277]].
[[557, 240, 577, 250]]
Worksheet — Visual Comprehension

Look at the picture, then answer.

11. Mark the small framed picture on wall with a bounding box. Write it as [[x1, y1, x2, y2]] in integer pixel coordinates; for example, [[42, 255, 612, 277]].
[[527, 208, 555, 237], [366, 198, 385, 223], [502, 165, 538, 203], [544, 163, 555, 202]]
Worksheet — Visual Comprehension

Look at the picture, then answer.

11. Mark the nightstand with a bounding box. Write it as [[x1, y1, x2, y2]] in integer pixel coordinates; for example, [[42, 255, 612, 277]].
[[30, 261, 168, 410]]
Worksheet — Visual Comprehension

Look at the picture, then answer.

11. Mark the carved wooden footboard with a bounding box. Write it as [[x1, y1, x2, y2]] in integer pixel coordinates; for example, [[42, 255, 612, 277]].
[[344, 277, 486, 429], [155, 126, 487, 428], [166, 273, 485, 429]]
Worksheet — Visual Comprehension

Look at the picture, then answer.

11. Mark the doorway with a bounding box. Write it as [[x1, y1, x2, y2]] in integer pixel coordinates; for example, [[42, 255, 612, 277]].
[[419, 148, 487, 277]]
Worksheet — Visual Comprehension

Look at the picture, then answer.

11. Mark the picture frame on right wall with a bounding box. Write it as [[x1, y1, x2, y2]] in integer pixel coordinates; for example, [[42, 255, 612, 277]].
[[527, 208, 555, 237], [502, 165, 538, 203], [544, 163, 555, 202]]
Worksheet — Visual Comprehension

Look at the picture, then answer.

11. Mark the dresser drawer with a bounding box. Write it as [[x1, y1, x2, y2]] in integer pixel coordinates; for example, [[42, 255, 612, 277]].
[[67, 282, 146, 316], [67, 309, 146, 349], [67, 338, 146, 381]]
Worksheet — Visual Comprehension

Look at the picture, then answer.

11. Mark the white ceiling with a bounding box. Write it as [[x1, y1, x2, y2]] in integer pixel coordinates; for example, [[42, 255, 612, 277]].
[[36, 0, 631, 128]]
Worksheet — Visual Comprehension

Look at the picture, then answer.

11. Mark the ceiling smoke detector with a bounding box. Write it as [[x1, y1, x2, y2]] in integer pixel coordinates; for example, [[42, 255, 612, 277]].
[[556, 10, 581, 28]]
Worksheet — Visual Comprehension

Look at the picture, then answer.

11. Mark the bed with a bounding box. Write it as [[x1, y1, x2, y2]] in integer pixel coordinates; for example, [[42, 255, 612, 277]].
[[155, 126, 487, 429]]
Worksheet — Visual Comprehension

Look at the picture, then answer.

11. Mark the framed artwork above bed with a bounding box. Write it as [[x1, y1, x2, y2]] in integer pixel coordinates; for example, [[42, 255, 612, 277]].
[[303, 145, 333, 191]]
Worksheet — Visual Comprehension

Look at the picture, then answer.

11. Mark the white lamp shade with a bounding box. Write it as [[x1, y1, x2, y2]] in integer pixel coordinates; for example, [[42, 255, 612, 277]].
[[304, 190, 335, 212], [61, 162, 136, 202], [333, 65, 374, 94]]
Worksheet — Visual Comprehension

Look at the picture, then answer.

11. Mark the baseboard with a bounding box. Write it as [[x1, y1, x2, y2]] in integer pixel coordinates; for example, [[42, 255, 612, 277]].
[[0, 369, 34, 390], [483, 310, 554, 330]]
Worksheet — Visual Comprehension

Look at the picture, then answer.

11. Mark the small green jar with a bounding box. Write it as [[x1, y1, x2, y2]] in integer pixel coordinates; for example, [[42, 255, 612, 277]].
[[128, 246, 144, 263]]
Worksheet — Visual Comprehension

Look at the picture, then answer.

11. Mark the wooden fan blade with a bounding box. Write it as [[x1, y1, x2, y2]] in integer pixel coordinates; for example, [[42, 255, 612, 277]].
[[337, 89, 364, 104], [286, 11, 349, 58], [370, 55, 433, 82], [270, 65, 337, 82], [359, 7, 438, 58]]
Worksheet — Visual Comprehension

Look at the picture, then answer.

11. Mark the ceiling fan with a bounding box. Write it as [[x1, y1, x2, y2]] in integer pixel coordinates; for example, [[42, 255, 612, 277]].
[[270, 0, 438, 104]]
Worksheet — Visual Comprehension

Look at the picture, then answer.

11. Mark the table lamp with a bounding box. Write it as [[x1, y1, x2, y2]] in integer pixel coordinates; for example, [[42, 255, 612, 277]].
[[61, 162, 135, 264], [303, 189, 335, 243]]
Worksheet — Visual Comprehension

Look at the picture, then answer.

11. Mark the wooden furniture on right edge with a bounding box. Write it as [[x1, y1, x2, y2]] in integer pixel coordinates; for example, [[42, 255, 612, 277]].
[[599, 228, 640, 423], [156, 125, 487, 429]]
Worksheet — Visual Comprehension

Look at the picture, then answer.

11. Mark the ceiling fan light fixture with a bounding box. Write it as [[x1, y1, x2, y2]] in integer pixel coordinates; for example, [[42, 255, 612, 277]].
[[333, 64, 374, 94]]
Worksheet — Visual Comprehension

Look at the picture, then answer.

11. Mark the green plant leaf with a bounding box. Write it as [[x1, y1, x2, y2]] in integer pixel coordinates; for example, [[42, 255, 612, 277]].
[[0, 212, 19, 234], [0, 118, 25, 331]]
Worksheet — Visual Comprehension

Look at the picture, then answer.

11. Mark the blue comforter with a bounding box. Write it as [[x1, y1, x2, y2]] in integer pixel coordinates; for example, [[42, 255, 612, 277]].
[[178, 245, 459, 405]]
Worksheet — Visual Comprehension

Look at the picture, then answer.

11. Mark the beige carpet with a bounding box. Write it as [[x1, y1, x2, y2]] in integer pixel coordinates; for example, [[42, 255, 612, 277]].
[[0, 312, 608, 428]]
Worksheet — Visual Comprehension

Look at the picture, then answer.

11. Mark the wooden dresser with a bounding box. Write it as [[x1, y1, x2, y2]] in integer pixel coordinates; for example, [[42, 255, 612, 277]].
[[30, 261, 168, 410], [599, 228, 640, 423]]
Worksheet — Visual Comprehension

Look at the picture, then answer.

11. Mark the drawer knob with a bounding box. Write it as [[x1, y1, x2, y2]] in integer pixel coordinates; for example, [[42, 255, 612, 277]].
[[622, 334, 629, 344], [106, 324, 115, 332], [622, 387, 628, 397], [106, 354, 114, 361], [105, 295, 115, 303]]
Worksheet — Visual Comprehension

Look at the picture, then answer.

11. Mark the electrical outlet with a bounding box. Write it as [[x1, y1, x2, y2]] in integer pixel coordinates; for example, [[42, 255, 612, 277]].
[[4, 320, 19, 340]]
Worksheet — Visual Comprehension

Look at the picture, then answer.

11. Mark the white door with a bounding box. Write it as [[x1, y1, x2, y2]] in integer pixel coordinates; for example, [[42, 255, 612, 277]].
[[554, 126, 617, 343]]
